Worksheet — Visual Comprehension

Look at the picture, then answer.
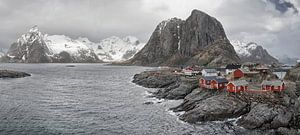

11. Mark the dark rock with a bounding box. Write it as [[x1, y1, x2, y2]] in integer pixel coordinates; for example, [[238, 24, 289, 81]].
[[179, 93, 249, 123], [132, 70, 180, 88], [124, 9, 240, 67], [171, 88, 222, 112], [155, 78, 199, 100], [285, 64, 300, 82], [275, 127, 298, 135], [143, 102, 154, 105], [0, 70, 31, 78], [237, 104, 293, 129]]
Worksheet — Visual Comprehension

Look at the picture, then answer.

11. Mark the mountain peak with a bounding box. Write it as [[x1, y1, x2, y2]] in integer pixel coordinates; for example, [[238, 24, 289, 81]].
[[191, 9, 209, 17], [231, 40, 278, 64], [29, 25, 39, 33]]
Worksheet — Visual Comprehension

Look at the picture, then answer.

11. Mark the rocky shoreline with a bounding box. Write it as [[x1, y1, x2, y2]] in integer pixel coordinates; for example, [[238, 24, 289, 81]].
[[0, 70, 31, 78], [133, 69, 300, 134]]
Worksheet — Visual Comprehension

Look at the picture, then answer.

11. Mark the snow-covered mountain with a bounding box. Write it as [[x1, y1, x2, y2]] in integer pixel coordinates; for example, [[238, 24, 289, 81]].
[[231, 40, 279, 64], [4, 26, 144, 63], [89, 36, 144, 62]]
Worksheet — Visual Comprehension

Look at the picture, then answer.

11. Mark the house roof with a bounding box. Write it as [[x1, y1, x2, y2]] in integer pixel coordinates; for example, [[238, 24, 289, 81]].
[[229, 80, 249, 86], [273, 68, 289, 72], [202, 76, 218, 81], [202, 68, 217, 73], [226, 64, 241, 69], [202, 76, 228, 83], [261, 80, 284, 86], [213, 78, 228, 83]]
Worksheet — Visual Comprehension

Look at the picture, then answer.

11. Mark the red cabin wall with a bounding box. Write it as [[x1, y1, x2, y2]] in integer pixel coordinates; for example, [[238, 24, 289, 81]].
[[233, 69, 244, 78]]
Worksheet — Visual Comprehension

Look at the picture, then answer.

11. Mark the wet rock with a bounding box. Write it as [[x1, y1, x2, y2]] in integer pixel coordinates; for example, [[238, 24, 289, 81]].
[[180, 94, 249, 123], [0, 70, 31, 78], [171, 88, 222, 112], [132, 70, 180, 88], [143, 101, 154, 105], [237, 104, 293, 129], [275, 127, 298, 135], [154, 78, 198, 100]]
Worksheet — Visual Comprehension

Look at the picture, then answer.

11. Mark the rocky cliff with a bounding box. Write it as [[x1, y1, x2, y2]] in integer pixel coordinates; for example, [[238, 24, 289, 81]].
[[124, 10, 240, 67]]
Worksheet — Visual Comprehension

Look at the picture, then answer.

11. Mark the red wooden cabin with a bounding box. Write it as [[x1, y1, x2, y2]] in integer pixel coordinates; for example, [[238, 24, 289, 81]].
[[199, 76, 228, 90], [227, 80, 249, 93], [261, 80, 285, 92], [232, 69, 244, 78], [211, 78, 228, 90]]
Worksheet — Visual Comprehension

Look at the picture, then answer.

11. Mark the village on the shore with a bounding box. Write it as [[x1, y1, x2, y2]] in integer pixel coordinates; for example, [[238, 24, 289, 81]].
[[171, 61, 300, 93]]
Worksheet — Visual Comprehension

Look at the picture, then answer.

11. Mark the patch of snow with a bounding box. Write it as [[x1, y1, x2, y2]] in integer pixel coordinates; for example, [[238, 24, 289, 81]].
[[44, 35, 91, 56], [91, 36, 145, 62], [231, 40, 258, 57]]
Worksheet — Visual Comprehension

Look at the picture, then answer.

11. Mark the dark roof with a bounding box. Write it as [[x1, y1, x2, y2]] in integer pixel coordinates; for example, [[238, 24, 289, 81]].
[[202, 69, 217, 73], [202, 76, 217, 81], [273, 68, 289, 72], [202, 76, 228, 83], [213, 78, 228, 83], [215, 68, 226, 72], [226, 64, 241, 69]]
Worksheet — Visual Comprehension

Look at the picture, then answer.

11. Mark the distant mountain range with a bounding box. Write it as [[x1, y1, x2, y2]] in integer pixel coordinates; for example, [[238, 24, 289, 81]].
[[1, 26, 144, 63], [230, 40, 279, 65], [1, 9, 293, 66]]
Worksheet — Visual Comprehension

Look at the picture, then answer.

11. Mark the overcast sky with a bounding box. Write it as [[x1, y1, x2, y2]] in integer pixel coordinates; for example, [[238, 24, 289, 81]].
[[0, 0, 299, 58]]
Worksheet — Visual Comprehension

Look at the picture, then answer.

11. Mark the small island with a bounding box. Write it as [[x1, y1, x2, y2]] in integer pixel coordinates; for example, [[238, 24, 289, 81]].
[[0, 70, 31, 78], [133, 63, 300, 134]]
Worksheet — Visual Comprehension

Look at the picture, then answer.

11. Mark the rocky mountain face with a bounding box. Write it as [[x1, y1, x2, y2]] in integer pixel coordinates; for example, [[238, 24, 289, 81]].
[[231, 40, 279, 65], [3, 26, 144, 63], [124, 10, 240, 67]]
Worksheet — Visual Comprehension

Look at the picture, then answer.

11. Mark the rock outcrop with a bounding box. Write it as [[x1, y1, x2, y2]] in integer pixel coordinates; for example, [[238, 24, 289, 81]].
[[0, 70, 31, 78], [133, 69, 300, 133], [285, 63, 300, 82], [124, 10, 240, 67]]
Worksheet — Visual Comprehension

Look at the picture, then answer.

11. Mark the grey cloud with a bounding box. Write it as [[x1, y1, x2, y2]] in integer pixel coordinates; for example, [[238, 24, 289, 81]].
[[0, 0, 299, 58], [267, 0, 298, 14]]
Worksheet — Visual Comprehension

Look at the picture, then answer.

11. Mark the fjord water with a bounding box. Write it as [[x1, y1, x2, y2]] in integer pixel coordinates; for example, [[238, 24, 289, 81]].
[[0, 64, 241, 135]]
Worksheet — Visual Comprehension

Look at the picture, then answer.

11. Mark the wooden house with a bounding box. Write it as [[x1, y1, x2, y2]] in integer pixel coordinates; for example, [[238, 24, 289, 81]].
[[201, 69, 218, 77], [199, 76, 228, 90], [227, 80, 249, 93], [225, 64, 241, 74], [232, 69, 244, 78], [211, 77, 228, 90], [183, 66, 201, 76], [261, 80, 285, 92]]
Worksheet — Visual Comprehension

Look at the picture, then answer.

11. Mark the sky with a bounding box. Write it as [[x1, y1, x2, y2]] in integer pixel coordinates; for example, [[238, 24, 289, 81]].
[[0, 0, 299, 58]]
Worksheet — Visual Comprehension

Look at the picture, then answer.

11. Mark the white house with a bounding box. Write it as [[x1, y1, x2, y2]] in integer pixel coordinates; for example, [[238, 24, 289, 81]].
[[201, 69, 218, 77]]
